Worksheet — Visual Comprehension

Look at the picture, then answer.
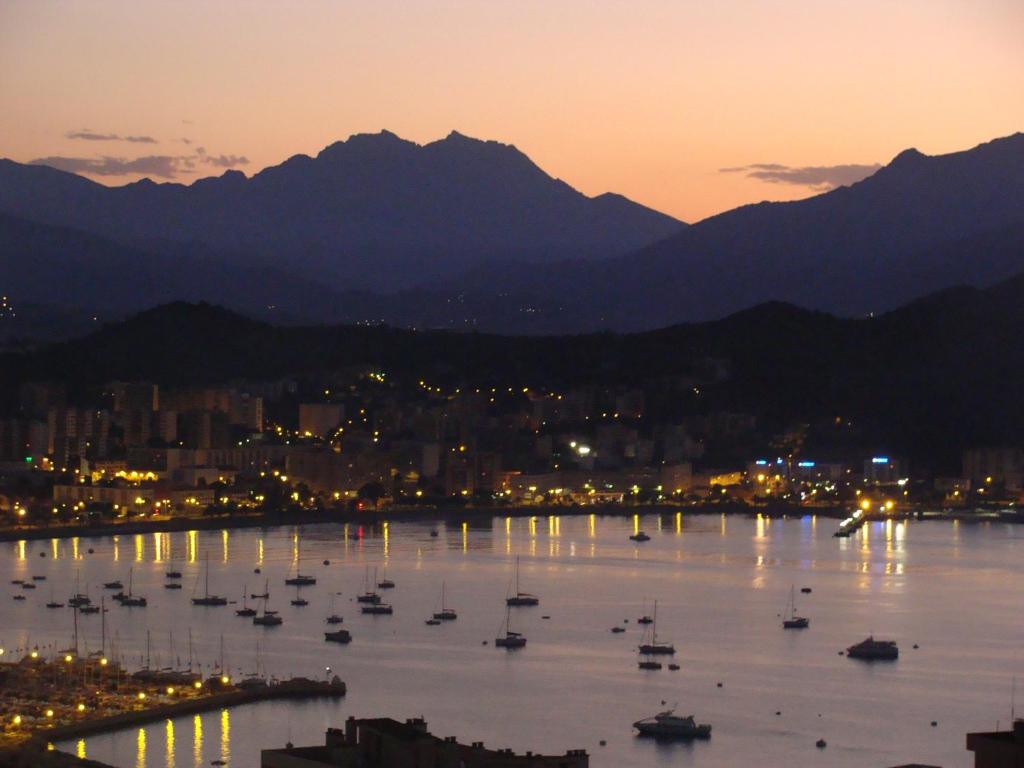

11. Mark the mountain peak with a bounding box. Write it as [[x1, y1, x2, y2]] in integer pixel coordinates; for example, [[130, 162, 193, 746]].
[[890, 147, 926, 166]]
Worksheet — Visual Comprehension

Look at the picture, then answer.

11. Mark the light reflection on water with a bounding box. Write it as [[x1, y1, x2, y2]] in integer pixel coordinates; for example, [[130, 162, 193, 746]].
[[0, 513, 1013, 767]]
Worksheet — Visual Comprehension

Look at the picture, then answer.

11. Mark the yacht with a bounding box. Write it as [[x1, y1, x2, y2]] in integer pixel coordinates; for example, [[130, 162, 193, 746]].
[[79, 604, 101, 614], [324, 629, 352, 644], [103, 580, 123, 590], [633, 710, 711, 739], [425, 618, 442, 626], [637, 601, 675, 655], [20, 582, 35, 590], [630, 531, 651, 542], [506, 556, 539, 606], [165, 569, 182, 579], [638, 660, 662, 670], [495, 606, 526, 649], [782, 586, 809, 629], [165, 582, 182, 590], [377, 577, 396, 589], [432, 582, 457, 621], [846, 636, 898, 660], [191, 553, 228, 606], [361, 603, 393, 615]]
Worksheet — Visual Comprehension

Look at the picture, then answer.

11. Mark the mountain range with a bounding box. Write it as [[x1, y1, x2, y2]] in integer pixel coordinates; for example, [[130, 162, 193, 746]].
[[1, 130, 1022, 337]]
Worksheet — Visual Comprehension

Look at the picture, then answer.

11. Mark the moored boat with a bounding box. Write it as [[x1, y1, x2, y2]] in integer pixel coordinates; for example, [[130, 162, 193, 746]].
[[633, 710, 711, 739], [846, 636, 898, 660]]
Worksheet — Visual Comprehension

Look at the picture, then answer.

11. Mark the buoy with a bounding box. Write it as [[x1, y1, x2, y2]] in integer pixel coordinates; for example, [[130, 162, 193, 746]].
[[775, 711, 781, 716], [39, 552, 46, 557], [913, 644, 919, 649], [542, 615, 551, 620], [482, 640, 488, 645], [254, 568, 261, 574], [816, 739, 827, 749], [599, 740, 606, 747], [87, 548, 94, 554], [931, 721, 937, 727], [716, 682, 723, 688], [323, 559, 330, 565]]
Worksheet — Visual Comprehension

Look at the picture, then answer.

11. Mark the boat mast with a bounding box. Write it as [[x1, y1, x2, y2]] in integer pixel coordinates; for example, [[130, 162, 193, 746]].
[[100, 597, 106, 656]]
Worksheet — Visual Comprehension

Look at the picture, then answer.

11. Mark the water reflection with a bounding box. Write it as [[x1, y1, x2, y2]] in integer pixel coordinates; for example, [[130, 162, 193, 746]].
[[136, 726, 146, 768], [165, 719, 175, 768], [193, 714, 202, 766], [220, 708, 230, 763]]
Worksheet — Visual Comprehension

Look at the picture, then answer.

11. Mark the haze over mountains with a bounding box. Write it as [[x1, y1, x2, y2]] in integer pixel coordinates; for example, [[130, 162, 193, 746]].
[[1, 130, 1022, 337]]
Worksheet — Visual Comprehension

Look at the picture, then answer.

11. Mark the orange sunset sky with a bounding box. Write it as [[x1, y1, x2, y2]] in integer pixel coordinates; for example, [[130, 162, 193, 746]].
[[1, 0, 1021, 222]]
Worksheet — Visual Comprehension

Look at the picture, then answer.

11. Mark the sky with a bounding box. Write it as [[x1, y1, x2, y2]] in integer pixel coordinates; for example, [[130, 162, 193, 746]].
[[0, 0, 1021, 222]]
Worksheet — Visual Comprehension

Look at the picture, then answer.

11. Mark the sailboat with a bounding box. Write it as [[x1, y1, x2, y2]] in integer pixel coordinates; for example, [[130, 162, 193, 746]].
[[46, 584, 64, 609], [356, 567, 382, 604], [119, 568, 147, 607], [290, 586, 309, 607], [638, 601, 675, 656], [284, 538, 316, 586], [191, 552, 228, 606], [68, 571, 91, 607], [236, 586, 256, 617], [782, 586, 809, 629], [505, 556, 539, 606], [252, 583, 282, 626], [325, 594, 344, 625], [377, 568, 395, 589], [638, 598, 653, 624], [432, 582, 457, 621], [495, 606, 527, 649]]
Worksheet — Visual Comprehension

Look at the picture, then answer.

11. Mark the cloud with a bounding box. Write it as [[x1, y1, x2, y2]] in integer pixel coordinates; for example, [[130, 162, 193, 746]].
[[30, 155, 189, 178], [202, 153, 249, 168], [66, 130, 157, 144], [720, 162, 881, 189], [30, 146, 250, 179]]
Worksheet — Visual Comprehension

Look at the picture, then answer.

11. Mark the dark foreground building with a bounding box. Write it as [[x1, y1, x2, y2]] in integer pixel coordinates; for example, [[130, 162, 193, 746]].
[[967, 720, 1024, 767], [261, 717, 589, 768]]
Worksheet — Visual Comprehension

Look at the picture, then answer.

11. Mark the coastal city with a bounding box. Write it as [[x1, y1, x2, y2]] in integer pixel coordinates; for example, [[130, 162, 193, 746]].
[[0, 371, 1019, 534], [3, 1, 1024, 766]]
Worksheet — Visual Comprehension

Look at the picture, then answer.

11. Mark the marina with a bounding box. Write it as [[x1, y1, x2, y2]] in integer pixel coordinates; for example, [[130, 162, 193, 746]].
[[0, 512, 1020, 767]]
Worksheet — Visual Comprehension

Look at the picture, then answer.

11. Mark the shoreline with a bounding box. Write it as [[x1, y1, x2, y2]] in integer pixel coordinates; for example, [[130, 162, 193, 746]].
[[0, 678, 344, 768], [0, 501, 1019, 544]]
